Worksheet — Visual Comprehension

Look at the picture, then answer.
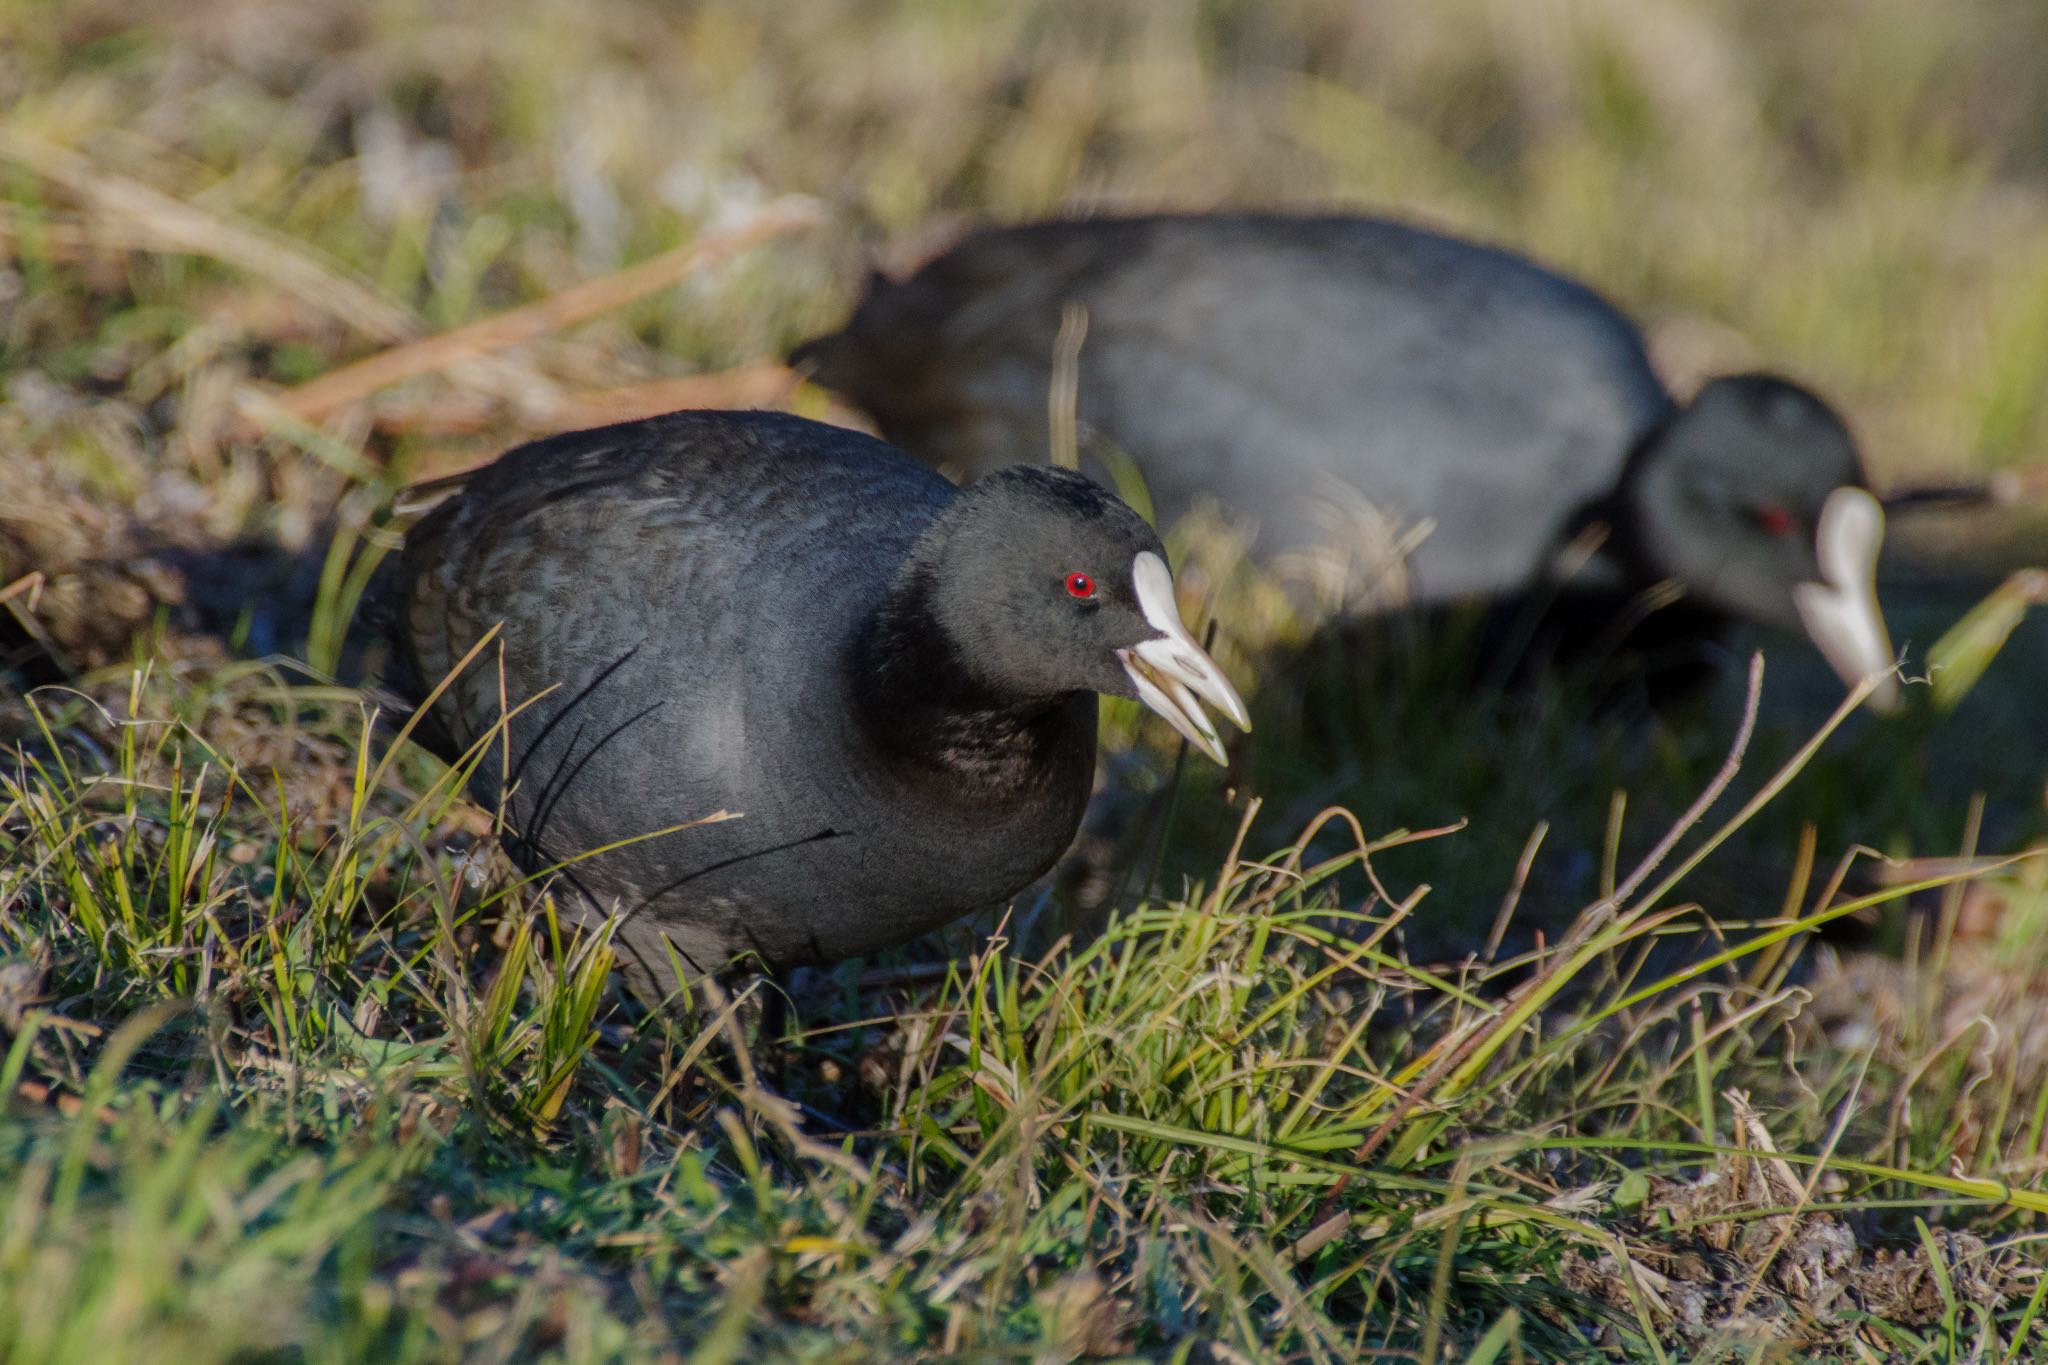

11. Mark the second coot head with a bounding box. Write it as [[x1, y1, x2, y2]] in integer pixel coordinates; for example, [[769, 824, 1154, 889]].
[[1620, 373, 1896, 704]]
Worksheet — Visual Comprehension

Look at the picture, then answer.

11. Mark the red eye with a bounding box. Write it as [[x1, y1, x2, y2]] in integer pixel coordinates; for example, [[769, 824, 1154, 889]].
[[1754, 504, 1796, 537], [1065, 572, 1096, 599]]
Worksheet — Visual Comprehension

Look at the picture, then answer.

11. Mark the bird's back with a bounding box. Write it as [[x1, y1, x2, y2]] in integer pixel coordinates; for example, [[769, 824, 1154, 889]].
[[394, 410, 949, 778]]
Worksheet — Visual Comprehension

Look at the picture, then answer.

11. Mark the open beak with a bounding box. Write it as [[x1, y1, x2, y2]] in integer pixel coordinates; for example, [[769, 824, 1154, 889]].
[[1792, 486, 1901, 711], [1120, 551, 1252, 764]]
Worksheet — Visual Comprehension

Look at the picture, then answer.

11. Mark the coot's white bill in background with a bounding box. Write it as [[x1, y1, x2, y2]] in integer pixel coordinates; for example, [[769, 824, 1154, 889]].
[[1794, 487, 1899, 709], [379, 409, 1248, 990], [793, 213, 1900, 708]]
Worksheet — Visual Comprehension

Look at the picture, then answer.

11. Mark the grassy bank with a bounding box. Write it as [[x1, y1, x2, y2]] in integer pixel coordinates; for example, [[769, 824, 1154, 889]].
[[2, 0, 2046, 1358]]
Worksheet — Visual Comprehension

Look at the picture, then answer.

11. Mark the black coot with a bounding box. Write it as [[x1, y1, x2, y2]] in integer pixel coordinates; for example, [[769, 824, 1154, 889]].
[[794, 213, 1896, 706], [384, 409, 1249, 988]]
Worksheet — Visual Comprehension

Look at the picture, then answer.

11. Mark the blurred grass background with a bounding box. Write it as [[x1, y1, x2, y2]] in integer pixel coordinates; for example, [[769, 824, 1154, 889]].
[[2, 0, 2047, 1359], [7, 0, 2048, 494]]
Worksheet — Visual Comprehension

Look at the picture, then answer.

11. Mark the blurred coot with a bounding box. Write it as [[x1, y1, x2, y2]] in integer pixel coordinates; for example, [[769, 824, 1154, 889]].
[[795, 214, 1896, 707]]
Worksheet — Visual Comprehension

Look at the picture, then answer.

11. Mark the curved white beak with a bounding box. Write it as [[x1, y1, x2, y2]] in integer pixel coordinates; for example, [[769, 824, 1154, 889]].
[[1792, 486, 1900, 711], [1119, 551, 1252, 764]]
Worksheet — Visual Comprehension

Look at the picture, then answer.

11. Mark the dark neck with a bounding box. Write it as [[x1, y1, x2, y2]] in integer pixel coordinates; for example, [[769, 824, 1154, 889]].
[[1569, 419, 1670, 585], [849, 565, 1092, 793]]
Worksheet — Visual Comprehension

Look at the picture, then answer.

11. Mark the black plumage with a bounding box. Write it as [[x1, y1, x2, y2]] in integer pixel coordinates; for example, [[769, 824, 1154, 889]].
[[382, 409, 1247, 988]]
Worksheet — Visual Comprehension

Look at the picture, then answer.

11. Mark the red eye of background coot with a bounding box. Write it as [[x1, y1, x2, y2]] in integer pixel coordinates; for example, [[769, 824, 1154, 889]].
[[1065, 571, 1096, 599], [1752, 503, 1796, 538]]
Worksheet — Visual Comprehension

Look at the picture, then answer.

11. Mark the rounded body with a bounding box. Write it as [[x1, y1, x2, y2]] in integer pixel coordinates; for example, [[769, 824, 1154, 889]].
[[800, 214, 1676, 603], [392, 412, 1094, 984]]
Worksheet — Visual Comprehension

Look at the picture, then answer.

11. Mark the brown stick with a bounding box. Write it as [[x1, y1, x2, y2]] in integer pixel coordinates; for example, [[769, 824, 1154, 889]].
[[369, 363, 807, 437], [0, 126, 419, 342], [264, 200, 822, 429], [1882, 467, 2048, 509]]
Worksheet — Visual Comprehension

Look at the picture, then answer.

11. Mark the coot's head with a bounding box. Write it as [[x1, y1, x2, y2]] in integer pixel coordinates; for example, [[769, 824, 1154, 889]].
[[1630, 374, 1898, 706], [915, 465, 1250, 761]]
